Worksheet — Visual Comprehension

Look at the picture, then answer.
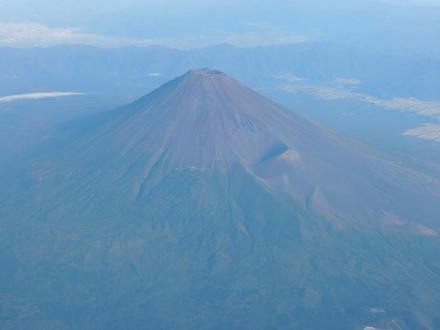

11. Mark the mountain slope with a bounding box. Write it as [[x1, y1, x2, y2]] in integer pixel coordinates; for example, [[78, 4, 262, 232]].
[[1, 69, 439, 330]]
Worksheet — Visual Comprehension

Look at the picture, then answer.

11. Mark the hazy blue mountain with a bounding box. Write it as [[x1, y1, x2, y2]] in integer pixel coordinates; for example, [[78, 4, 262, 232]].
[[1, 70, 439, 330], [1, 44, 439, 100], [2, 1, 439, 58], [2, 44, 439, 177]]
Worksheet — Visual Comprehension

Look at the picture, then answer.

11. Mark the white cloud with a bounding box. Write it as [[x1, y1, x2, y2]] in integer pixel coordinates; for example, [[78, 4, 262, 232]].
[[0, 22, 142, 48], [334, 78, 362, 87], [404, 123, 440, 143], [0, 22, 309, 49], [273, 73, 303, 82], [147, 73, 163, 77], [280, 83, 440, 120], [0, 92, 84, 104], [368, 308, 386, 314], [380, 0, 440, 7]]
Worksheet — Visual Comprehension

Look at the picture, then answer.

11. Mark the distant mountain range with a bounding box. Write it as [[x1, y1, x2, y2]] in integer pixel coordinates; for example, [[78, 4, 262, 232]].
[[1, 70, 439, 329], [1, 44, 440, 101]]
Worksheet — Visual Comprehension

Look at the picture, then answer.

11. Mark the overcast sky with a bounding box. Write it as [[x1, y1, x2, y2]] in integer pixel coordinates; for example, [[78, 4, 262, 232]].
[[0, 0, 439, 56]]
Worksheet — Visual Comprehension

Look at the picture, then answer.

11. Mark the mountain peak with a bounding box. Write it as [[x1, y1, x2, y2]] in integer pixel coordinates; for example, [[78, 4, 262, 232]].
[[175, 68, 233, 89], [116, 68, 303, 168], [185, 68, 225, 77]]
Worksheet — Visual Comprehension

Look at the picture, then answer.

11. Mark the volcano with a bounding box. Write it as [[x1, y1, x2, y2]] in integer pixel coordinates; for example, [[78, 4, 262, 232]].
[[1, 69, 440, 330]]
